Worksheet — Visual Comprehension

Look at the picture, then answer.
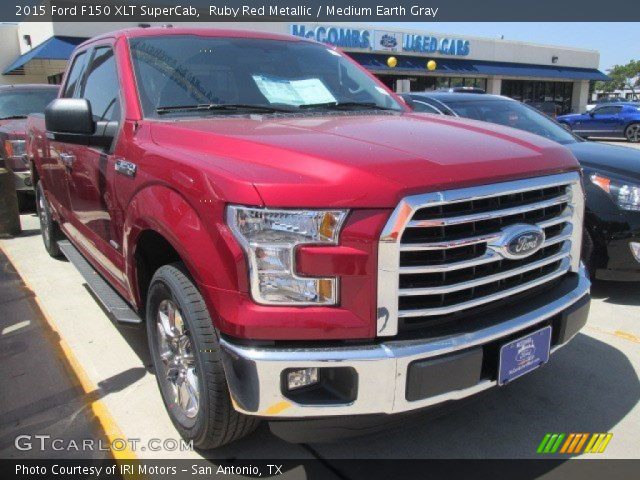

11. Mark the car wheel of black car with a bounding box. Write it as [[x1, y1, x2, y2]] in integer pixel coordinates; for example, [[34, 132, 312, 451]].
[[146, 263, 259, 449], [625, 123, 640, 143], [35, 181, 63, 258]]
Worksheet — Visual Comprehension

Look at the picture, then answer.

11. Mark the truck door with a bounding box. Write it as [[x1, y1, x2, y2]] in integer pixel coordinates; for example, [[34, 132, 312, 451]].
[[43, 51, 89, 222], [66, 45, 126, 284]]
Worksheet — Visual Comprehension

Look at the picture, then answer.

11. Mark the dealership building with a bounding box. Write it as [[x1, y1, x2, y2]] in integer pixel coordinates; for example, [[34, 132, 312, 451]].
[[0, 22, 609, 114]]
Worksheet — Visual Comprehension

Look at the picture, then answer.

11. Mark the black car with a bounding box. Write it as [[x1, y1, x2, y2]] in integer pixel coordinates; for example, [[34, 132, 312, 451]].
[[403, 91, 640, 281]]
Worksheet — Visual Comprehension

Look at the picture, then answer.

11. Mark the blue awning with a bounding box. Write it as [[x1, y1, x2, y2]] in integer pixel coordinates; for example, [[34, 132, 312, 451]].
[[349, 53, 610, 81], [3, 36, 87, 75]]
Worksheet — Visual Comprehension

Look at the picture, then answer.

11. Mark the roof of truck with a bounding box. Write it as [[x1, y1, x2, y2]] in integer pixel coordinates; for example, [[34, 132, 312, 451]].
[[78, 26, 307, 48]]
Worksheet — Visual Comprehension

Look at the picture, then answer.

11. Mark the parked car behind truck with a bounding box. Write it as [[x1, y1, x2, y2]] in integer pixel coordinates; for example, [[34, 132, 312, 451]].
[[27, 27, 591, 448], [403, 91, 640, 281], [0, 85, 59, 208], [557, 103, 640, 142]]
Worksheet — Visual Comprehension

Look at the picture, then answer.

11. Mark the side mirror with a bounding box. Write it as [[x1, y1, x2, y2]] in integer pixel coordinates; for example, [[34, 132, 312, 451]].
[[45, 98, 94, 138], [588, 110, 596, 116], [45, 98, 114, 148]]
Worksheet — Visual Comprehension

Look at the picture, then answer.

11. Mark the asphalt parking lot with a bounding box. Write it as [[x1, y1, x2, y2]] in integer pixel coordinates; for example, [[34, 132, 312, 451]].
[[0, 141, 638, 465]]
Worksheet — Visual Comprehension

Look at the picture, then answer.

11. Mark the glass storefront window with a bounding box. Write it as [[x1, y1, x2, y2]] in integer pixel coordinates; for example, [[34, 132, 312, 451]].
[[436, 77, 450, 89], [372, 73, 489, 94], [501, 80, 574, 115], [411, 76, 437, 91], [376, 75, 397, 92]]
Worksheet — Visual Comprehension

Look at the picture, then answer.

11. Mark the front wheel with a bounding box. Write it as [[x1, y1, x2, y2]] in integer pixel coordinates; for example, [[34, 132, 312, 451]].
[[625, 123, 640, 143], [146, 263, 259, 449]]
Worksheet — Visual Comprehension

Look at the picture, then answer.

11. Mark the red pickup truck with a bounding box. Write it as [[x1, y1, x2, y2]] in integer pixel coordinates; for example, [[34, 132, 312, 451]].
[[0, 84, 59, 208], [27, 27, 591, 448]]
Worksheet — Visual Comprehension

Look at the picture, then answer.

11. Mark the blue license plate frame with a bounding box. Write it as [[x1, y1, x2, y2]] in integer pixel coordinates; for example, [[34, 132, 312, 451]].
[[498, 326, 552, 386]]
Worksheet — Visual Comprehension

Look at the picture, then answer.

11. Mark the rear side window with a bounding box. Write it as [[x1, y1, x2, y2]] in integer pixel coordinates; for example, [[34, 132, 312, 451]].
[[81, 47, 121, 122], [412, 101, 442, 114], [62, 52, 87, 98], [594, 106, 622, 115]]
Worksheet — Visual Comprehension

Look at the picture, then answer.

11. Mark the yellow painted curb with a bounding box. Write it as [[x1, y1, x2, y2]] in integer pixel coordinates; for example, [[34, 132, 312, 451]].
[[0, 244, 138, 464]]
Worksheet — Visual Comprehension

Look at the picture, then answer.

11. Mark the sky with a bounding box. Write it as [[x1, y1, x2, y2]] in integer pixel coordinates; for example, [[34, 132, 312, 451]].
[[1, 20, 635, 72], [373, 22, 638, 71]]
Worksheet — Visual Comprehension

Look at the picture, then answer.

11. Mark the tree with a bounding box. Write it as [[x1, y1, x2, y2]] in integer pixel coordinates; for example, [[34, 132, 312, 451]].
[[597, 60, 640, 99]]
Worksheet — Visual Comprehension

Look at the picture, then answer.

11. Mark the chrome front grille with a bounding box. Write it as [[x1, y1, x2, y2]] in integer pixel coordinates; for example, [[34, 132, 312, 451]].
[[377, 173, 584, 337]]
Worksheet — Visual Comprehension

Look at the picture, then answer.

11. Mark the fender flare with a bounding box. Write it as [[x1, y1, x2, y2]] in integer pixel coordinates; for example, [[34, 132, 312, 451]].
[[122, 184, 244, 309]]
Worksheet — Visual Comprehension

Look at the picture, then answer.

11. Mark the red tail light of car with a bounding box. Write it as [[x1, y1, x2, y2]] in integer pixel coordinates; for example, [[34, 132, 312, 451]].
[[3, 139, 28, 171]]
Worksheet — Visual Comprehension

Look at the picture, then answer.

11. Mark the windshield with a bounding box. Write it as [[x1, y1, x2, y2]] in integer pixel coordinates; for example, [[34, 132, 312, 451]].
[[0, 89, 58, 119], [443, 99, 578, 144], [129, 35, 403, 117]]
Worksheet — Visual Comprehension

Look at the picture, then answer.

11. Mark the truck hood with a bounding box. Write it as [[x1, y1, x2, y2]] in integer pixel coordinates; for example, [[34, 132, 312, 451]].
[[0, 119, 26, 136], [149, 112, 579, 208]]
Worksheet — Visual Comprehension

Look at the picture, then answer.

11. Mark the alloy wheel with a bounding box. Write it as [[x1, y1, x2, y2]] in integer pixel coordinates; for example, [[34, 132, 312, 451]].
[[156, 299, 200, 418], [626, 124, 640, 143], [36, 188, 50, 245]]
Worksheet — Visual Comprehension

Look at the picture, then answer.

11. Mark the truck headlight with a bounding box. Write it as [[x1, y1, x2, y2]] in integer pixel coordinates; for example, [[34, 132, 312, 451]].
[[227, 206, 347, 305], [590, 173, 640, 212]]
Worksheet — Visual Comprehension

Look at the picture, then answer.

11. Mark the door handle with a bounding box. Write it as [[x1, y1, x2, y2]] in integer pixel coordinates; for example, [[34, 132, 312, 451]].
[[60, 153, 76, 169]]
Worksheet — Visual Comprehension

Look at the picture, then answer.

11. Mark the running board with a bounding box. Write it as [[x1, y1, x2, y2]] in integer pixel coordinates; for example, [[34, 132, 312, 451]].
[[57, 240, 142, 325]]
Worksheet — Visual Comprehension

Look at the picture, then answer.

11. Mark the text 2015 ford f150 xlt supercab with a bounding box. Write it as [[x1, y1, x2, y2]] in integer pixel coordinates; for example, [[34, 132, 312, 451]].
[[26, 27, 591, 448]]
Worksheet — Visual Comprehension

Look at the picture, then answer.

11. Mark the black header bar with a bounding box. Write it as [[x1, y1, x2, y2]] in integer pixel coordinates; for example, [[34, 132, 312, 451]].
[[4, 0, 640, 22]]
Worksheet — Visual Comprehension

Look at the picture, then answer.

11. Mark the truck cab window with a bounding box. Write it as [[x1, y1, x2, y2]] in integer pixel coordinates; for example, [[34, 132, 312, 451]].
[[80, 47, 121, 123], [62, 52, 87, 98]]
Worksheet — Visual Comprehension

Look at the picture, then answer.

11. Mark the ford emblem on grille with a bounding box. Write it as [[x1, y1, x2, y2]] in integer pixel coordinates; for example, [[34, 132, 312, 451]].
[[489, 224, 545, 260]]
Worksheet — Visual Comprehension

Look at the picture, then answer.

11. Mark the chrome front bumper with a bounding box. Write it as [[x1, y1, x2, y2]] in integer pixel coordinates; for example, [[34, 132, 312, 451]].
[[220, 265, 590, 418]]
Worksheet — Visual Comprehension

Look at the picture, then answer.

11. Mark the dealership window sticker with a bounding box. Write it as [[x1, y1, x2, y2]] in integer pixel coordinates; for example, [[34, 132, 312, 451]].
[[252, 75, 336, 106]]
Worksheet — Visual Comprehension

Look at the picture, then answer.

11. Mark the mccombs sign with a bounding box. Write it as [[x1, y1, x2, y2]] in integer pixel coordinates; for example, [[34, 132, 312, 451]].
[[290, 24, 471, 56]]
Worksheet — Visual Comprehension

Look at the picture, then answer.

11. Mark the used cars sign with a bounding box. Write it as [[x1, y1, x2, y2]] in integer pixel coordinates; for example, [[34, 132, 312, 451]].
[[290, 24, 470, 56]]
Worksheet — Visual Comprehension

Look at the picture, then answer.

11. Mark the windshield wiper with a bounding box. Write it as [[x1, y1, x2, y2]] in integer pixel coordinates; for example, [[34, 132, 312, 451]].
[[156, 103, 296, 115], [0, 115, 28, 120], [298, 101, 395, 111]]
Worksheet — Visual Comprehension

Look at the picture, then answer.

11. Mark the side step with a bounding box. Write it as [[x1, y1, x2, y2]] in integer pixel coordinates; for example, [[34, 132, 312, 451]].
[[57, 240, 142, 325]]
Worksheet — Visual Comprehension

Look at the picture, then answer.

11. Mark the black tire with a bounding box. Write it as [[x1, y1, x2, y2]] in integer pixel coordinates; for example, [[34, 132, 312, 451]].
[[146, 263, 259, 449], [625, 123, 640, 143], [35, 181, 63, 258]]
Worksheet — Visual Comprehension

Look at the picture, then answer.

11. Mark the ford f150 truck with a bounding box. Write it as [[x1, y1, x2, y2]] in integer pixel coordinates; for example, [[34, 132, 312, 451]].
[[27, 27, 591, 448]]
